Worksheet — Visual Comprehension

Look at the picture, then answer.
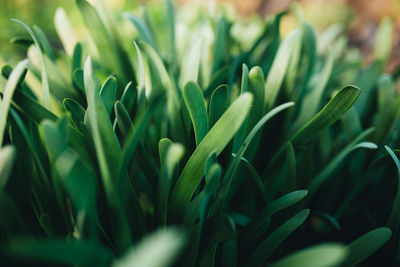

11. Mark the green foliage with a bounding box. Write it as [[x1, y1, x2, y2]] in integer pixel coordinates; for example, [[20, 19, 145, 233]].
[[0, 1, 399, 266]]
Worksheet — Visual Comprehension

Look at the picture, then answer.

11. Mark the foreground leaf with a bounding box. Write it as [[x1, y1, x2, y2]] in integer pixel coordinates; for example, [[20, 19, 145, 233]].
[[272, 243, 347, 267], [345, 227, 392, 266]]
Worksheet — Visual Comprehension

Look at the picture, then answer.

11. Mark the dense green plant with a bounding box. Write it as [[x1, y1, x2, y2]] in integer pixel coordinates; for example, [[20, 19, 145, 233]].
[[1, 0, 400, 266]]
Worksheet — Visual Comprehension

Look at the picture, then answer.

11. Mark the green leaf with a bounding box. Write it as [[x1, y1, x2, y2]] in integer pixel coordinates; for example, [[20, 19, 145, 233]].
[[272, 243, 347, 267], [55, 149, 98, 238], [183, 81, 208, 146], [290, 85, 361, 146], [345, 227, 392, 266], [243, 66, 266, 158], [76, 0, 134, 84], [241, 190, 308, 245], [213, 16, 229, 73], [385, 146, 400, 234], [33, 25, 55, 62], [138, 41, 183, 141], [121, 81, 137, 115], [0, 59, 29, 147], [170, 93, 253, 216], [180, 37, 202, 88], [216, 102, 294, 211], [115, 101, 133, 138], [308, 128, 377, 195], [294, 50, 334, 130], [54, 8, 78, 55], [84, 56, 132, 251], [84, 57, 121, 195], [12, 19, 51, 109], [265, 30, 301, 109], [112, 228, 184, 267], [7, 239, 114, 266], [245, 209, 310, 267], [165, 0, 177, 67], [124, 14, 158, 51], [157, 143, 185, 226], [208, 84, 228, 127], [0, 145, 16, 189], [100, 76, 117, 115], [159, 138, 173, 167], [40, 119, 68, 160], [374, 17, 393, 64], [63, 98, 86, 131]]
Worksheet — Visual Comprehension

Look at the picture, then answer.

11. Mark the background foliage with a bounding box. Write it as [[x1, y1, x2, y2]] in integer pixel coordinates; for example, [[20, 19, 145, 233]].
[[1, 0, 400, 266]]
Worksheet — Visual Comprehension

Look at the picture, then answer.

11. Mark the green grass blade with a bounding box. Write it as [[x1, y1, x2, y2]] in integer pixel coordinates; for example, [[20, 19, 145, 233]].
[[33, 25, 55, 62], [179, 37, 202, 88], [293, 50, 334, 130], [290, 85, 361, 146], [54, 8, 78, 55], [208, 84, 228, 128], [115, 101, 133, 138], [374, 17, 393, 64], [245, 209, 310, 267], [241, 190, 308, 245], [165, 0, 177, 68], [385, 146, 400, 234], [272, 243, 347, 267], [125, 15, 158, 52], [55, 149, 98, 238], [0, 59, 29, 147], [265, 30, 301, 110], [84, 56, 121, 195], [183, 81, 208, 146], [157, 143, 185, 226], [112, 228, 184, 267], [12, 20, 51, 109], [100, 76, 117, 115], [345, 227, 392, 266], [63, 98, 86, 131], [308, 128, 377, 195], [84, 56, 132, 251], [217, 102, 294, 211], [170, 93, 253, 216], [0, 145, 16, 188], [159, 138, 173, 167]]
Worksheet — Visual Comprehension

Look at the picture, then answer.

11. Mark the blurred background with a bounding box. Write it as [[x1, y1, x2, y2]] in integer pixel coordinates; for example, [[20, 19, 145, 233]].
[[1, 0, 399, 71]]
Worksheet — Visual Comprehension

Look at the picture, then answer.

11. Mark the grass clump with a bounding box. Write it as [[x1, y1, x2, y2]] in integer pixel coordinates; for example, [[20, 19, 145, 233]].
[[1, 0, 400, 266]]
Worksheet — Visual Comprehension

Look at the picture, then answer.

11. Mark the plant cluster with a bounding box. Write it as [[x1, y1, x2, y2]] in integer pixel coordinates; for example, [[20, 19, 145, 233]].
[[1, 0, 400, 266]]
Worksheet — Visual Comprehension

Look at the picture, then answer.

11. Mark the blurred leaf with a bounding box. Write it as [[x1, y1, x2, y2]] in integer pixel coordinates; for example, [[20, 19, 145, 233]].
[[7, 239, 114, 266], [0, 145, 16, 189], [112, 228, 184, 267], [374, 17, 393, 64], [272, 243, 347, 267], [345, 227, 392, 266]]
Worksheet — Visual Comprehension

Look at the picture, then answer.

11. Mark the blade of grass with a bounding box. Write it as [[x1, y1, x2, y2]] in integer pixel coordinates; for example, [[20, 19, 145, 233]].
[[169, 93, 253, 217], [183, 81, 208, 146], [12, 20, 51, 109], [0, 59, 29, 147], [0, 145, 16, 188], [112, 228, 184, 267], [272, 243, 347, 267], [345, 227, 392, 266], [245, 209, 310, 267]]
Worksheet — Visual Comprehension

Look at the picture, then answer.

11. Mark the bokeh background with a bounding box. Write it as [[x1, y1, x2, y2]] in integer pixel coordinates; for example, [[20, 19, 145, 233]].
[[1, 0, 399, 71]]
